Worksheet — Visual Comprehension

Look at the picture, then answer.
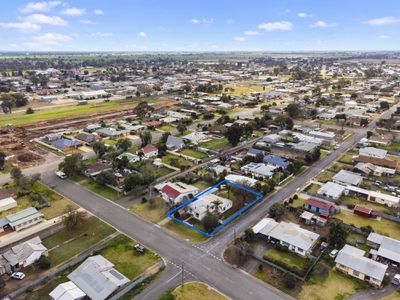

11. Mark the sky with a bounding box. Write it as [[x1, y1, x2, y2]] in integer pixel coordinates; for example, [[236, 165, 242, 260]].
[[0, 0, 399, 52]]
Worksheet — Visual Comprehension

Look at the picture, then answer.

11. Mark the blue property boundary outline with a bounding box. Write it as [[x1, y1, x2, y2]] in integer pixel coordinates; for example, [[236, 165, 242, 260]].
[[165, 179, 264, 237]]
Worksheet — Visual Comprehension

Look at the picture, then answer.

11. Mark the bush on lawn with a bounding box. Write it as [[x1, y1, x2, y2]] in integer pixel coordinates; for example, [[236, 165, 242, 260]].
[[36, 255, 51, 270], [283, 273, 296, 289]]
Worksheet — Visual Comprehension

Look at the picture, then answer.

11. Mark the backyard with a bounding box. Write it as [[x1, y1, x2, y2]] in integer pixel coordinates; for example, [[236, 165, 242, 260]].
[[43, 217, 116, 266], [131, 160, 175, 178]]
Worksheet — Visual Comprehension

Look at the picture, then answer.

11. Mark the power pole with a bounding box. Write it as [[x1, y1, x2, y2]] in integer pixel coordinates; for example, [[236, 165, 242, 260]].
[[233, 228, 236, 243], [181, 262, 184, 286]]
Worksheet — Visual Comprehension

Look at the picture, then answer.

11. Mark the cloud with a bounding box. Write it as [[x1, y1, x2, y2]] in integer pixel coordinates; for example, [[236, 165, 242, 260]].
[[245, 30, 260, 35], [33, 32, 73, 43], [0, 21, 40, 32], [210, 44, 219, 49], [233, 36, 245, 42], [379, 35, 390, 39], [80, 19, 96, 25], [138, 31, 146, 37], [309, 20, 337, 28], [91, 32, 112, 37], [191, 18, 213, 24], [93, 9, 104, 15], [61, 7, 85, 16], [258, 21, 293, 31], [298, 12, 312, 18], [226, 19, 234, 25], [20, 1, 61, 13], [365, 16, 400, 25], [24, 14, 67, 26]]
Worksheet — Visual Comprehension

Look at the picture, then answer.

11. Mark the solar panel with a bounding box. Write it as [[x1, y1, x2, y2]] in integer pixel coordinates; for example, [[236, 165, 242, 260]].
[[109, 269, 125, 280]]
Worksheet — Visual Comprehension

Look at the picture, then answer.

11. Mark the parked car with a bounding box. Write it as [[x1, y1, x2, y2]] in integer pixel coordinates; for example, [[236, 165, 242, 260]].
[[11, 272, 25, 280], [392, 274, 400, 285], [134, 244, 145, 253], [55, 171, 67, 179], [329, 249, 339, 258]]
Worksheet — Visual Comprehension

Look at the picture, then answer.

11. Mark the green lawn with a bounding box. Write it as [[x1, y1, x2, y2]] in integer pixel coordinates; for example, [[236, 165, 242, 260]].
[[0, 99, 138, 127], [159, 124, 176, 132], [173, 282, 227, 300], [130, 197, 168, 223], [382, 142, 400, 152], [334, 210, 400, 240], [305, 183, 321, 194], [193, 180, 213, 191], [98, 235, 160, 280], [315, 171, 335, 183], [199, 138, 230, 150], [162, 154, 192, 169], [43, 217, 116, 266], [132, 160, 174, 178], [264, 248, 310, 275], [81, 179, 122, 201], [338, 154, 354, 164], [299, 270, 366, 300], [104, 139, 117, 146], [163, 220, 208, 243], [180, 149, 209, 159]]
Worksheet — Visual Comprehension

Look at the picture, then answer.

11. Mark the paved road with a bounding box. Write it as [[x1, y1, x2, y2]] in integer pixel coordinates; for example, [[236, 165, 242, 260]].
[[41, 171, 292, 300]]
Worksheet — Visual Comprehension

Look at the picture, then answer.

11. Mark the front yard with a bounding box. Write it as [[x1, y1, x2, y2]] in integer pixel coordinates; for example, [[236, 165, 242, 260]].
[[97, 235, 160, 280], [130, 197, 168, 223], [43, 216, 116, 266], [263, 248, 311, 276], [198, 137, 231, 151], [81, 179, 122, 201], [180, 149, 209, 159], [163, 220, 208, 243]]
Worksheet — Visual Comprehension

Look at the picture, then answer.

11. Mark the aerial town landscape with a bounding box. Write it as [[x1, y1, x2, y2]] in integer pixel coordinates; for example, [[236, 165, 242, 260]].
[[1, 1, 400, 300]]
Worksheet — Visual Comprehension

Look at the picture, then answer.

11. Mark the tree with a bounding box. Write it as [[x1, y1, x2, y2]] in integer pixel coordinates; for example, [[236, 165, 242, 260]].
[[367, 131, 373, 139], [36, 255, 51, 270], [329, 220, 348, 249], [176, 122, 187, 135], [92, 141, 107, 158], [140, 130, 152, 147], [202, 214, 220, 233], [269, 203, 285, 219], [0, 151, 6, 170], [124, 173, 143, 192], [160, 132, 171, 144], [26, 107, 34, 114], [225, 124, 243, 146], [133, 101, 154, 118], [116, 138, 132, 152], [283, 273, 296, 289], [380, 101, 389, 110], [274, 115, 294, 130], [59, 153, 83, 177], [10, 167, 23, 183], [96, 170, 117, 186], [286, 103, 301, 118], [62, 205, 86, 231]]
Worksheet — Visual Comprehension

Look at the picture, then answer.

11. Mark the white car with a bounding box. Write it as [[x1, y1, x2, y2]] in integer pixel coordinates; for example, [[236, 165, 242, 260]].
[[55, 171, 67, 179], [329, 249, 339, 258], [392, 274, 400, 286], [11, 272, 25, 280]]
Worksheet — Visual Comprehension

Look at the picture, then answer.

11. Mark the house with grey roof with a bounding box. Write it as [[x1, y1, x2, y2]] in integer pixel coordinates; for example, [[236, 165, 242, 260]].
[[0, 237, 48, 273], [359, 147, 387, 159], [317, 182, 346, 200], [0, 207, 44, 232], [50, 281, 86, 300], [367, 233, 400, 266], [166, 136, 185, 150], [67, 255, 129, 300], [252, 218, 320, 257], [333, 170, 363, 186], [335, 244, 387, 287]]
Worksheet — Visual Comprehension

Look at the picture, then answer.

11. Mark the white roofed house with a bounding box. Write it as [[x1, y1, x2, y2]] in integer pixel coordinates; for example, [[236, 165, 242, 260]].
[[0, 197, 17, 213], [359, 147, 387, 159], [49, 281, 86, 300], [188, 194, 232, 221], [66, 255, 129, 300], [317, 182, 346, 200], [335, 244, 388, 287], [241, 162, 279, 180], [252, 218, 320, 257], [367, 233, 400, 267], [183, 132, 208, 145], [0, 237, 48, 273], [332, 170, 363, 186]]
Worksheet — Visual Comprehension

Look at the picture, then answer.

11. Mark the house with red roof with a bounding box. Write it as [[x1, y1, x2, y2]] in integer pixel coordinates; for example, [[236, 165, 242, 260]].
[[159, 182, 199, 205], [140, 144, 158, 159], [305, 198, 338, 217]]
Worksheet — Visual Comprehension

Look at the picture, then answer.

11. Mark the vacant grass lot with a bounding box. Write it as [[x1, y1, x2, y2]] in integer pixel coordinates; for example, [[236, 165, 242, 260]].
[[162, 153, 192, 169], [199, 138, 230, 150], [334, 210, 400, 240], [98, 235, 160, 280], [299, 270, 366, 300], [163, 220, 208, 243], [0, 99, 138, 127], [130, 197, 168, 223], [180, 149, 209, 159], [81, 179, 122, 201], [43, 217, 116, 266], [132, 160, 174, 178], [173, 282, 227, 300], [264, 248, 310, 275]]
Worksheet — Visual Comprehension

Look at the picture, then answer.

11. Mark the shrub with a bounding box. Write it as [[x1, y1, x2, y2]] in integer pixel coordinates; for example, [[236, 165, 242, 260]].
[[283, 273, 296, 289], [347, 203, 355, 210], [36, 255, 51, 270]]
